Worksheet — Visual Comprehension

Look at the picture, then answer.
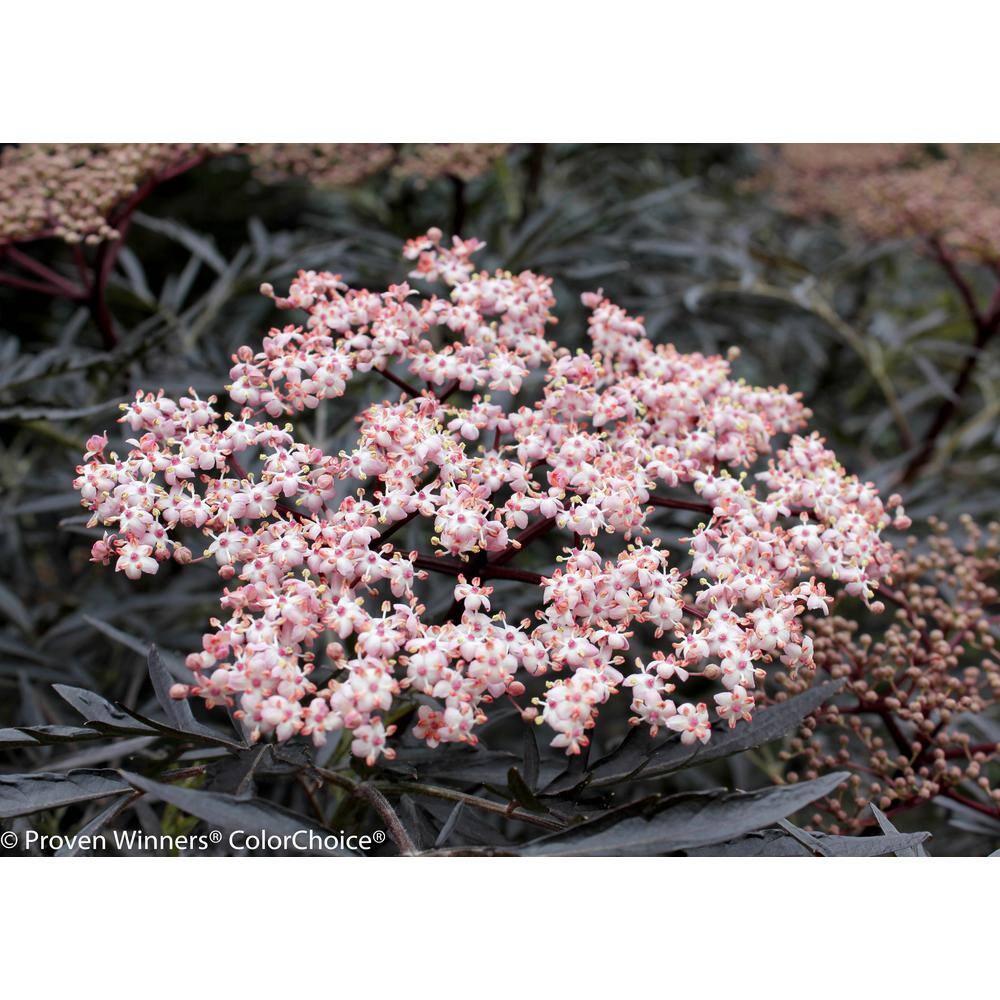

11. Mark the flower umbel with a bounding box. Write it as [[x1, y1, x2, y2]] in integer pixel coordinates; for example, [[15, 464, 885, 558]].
[[74, 229, 908, 764]]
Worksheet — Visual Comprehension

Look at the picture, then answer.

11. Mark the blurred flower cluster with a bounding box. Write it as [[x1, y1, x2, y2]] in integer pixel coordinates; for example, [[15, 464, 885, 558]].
[[775, 517, 999, 833], [763, 144, 1000, 263], [247, 144, 396, 188], [0, 143, 509, 248], [73, 229, 911, 766], [0, 143, 229, 245], [396, 144, 510, 184]]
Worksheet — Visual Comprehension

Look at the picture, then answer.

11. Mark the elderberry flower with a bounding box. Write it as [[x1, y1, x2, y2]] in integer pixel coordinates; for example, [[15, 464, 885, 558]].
[[74, 229, 909, 764]]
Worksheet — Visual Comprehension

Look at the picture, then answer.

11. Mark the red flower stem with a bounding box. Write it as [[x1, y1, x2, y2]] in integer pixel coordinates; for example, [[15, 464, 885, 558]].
[[838, 698, 917, 758], [3, 246, 86, 299], [902, 238, 1000, 482], [374, 469, 441, 545], [107, 153, 210, 236], [941, 788, 1000, 819], [881, 711, 915, 758], [649, 492, 818, 521], [926, 236, 983, 328], [484, 565, 546, 584], [942, 743, 999, 760], [412, 551, 706, 618], [411, 551, 540, 585], [413, 553, 478, 578], [225, 455, 250, 480], [375, 366, 422, 397], [376, 507, 422, 544], [72, 243, 90, 286], [648, 494, 714, 515], [88, 152, 212, 350], [490, 515, 557, 568], [436, 378, 460, 402], [0, 269, 75, 297], [90, 237, 121, 348]]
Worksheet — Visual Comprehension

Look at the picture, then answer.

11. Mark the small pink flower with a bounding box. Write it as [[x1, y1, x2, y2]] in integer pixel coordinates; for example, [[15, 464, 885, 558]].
[[114, 542, 158, 580], [666, 702, 712, 745]]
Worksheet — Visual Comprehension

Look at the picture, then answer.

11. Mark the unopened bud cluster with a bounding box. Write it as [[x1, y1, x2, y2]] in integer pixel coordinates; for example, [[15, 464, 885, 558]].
[[0, 144, 229, 245], [1, 144, 511, 248], [775, 517, 999, 833]]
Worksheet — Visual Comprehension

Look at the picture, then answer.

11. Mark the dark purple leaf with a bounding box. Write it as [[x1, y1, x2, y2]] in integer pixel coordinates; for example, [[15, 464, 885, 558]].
[[0, 769, 132, 819], [521, 772, 849, 856]]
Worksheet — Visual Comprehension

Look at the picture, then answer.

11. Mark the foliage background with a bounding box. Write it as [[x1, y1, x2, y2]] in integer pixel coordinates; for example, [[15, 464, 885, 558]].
[[0, 144, 996, 855]]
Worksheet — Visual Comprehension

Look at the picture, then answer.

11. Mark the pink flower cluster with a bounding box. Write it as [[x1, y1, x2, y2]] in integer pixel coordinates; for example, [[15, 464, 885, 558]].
[[74, 229, 910, 763]]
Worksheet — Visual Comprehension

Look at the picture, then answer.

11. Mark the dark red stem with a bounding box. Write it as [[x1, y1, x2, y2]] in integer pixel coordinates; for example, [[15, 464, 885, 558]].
[[648, 495, 714, 515], [436, 378, 461, 402], [942, 788, 1000, 819], [902, 239, 1000, 482], [0, 269, 75, 297], [942, 743, 999, 759], [489, 515, 557, 568], [3, 246, 86, 299], [375, 366, 422, 397]]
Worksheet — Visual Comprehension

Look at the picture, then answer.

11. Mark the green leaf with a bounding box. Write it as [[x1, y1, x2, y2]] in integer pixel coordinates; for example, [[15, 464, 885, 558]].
[[520, 772, 849, 856], [0, 769, 132, 819]]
